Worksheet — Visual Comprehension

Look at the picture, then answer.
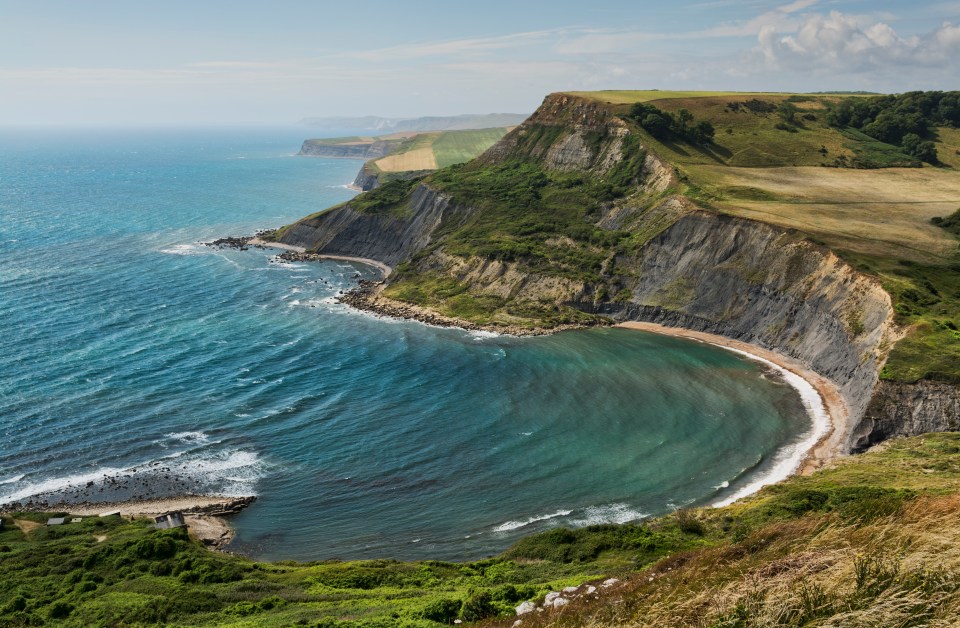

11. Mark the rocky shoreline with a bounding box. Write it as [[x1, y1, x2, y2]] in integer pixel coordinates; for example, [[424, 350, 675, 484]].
[[336, 279, 601, 337]]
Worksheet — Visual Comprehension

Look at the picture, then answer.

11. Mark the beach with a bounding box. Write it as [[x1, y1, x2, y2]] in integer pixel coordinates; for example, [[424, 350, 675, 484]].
[[616, 321, 849, 500]]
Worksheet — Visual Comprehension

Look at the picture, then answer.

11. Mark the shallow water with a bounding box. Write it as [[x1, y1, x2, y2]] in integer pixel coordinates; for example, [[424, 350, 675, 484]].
[[0, 128, 812, 560]]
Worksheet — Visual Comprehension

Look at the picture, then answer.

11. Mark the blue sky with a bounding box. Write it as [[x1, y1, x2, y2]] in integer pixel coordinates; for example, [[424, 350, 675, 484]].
[[1, 0, 958, 125]]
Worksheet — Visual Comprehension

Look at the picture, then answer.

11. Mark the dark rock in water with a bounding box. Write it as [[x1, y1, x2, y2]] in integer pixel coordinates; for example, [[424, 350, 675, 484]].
[[206, 236, 252, 250]]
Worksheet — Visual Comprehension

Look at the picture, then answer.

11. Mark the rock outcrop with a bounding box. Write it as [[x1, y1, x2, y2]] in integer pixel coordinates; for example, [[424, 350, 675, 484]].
[[853, 380, 960, 450]]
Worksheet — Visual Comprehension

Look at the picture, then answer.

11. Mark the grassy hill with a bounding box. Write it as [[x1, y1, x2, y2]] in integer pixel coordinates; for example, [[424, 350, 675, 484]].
[[5, 433, 960, 626], [568, 90, 960, 383], [337, 90, 960, 382]]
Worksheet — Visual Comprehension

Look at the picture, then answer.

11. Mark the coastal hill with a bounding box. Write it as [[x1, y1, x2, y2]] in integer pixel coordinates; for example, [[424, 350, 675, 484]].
[[271, 89, 960, 454], [299, 127, 515, 191]]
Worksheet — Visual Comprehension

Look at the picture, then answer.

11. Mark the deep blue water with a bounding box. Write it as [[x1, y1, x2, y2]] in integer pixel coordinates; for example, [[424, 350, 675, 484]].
[[0, 128, 812, 560]]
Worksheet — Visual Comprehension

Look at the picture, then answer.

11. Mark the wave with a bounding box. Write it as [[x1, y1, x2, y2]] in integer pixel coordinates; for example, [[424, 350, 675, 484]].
[[159, 243, 206, 256], [568, 503, 648, 526], [165, 431, 210, 444], [0, 474, 25, 486], [493, 509, 573, 532], [0, 447, 267, 506], [710, 348, 831, 508]]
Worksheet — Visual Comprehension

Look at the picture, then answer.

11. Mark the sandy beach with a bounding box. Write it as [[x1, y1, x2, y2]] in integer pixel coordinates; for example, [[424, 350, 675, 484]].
[[616, 321, 850, 499], [248, 237, 392, 276]]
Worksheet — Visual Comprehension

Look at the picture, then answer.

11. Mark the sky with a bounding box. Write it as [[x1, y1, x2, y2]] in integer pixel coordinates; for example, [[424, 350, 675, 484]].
[[1, 0, 958, 125]]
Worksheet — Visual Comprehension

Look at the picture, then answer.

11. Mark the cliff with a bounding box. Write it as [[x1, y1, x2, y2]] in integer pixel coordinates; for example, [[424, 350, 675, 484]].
[[277, 92, 959, 454], [298, 138, 401, 160]]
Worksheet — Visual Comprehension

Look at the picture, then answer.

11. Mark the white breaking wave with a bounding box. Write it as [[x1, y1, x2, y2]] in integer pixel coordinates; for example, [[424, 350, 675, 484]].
[[0, 447, 267, 505], [0, 474, 25, 485], [493, 509, 573, 532], [165, 431, 210, 444], [159, 243, 206, 256], [568, 503, 648, 526], [710, 347, 832, 508]]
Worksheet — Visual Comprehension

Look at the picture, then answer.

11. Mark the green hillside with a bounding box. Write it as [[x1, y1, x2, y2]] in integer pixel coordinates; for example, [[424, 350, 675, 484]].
[[5, 434, 960, 626], [362, 90, 960, 381]]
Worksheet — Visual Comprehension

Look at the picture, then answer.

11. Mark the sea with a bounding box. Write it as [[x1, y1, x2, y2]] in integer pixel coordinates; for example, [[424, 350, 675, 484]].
[[0, 127, 815, 561]]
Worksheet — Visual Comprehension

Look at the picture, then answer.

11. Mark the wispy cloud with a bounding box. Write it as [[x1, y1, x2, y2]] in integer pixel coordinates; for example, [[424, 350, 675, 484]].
[[344, 29, 563, 62]]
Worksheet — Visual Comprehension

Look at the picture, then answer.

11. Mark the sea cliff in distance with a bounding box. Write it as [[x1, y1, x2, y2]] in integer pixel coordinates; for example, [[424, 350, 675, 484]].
[[5, 90, 960, 626], [298, 112, 528, 132]]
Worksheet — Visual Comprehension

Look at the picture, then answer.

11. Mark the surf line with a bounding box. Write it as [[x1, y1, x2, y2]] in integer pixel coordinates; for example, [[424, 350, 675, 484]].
[[615, 321, 844, 508], [247, 238, 392, 277]]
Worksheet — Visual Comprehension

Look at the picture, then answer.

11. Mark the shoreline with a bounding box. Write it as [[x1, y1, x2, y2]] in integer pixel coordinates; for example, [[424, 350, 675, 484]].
[[616, 321, 848, 501], [3, 496, 255, 551], [246, 237, 392, 277], [335, 276, 847, 503]]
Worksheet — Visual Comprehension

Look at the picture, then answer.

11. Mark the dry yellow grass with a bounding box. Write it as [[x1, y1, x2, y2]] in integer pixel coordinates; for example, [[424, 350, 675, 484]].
[[373, 146, 438, 172], [508, 495, 960, 627], [691, 165, 960, 263], [564, 90, 802, 105]]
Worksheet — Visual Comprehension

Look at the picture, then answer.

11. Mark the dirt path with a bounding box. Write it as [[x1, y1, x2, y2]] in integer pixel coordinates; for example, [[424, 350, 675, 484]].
[[14, 519, 42, 536]]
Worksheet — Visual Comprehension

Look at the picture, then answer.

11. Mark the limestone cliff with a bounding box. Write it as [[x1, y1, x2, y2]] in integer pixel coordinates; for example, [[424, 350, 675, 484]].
[[277, 92, 956, 453], [298, 138, 400, 160]]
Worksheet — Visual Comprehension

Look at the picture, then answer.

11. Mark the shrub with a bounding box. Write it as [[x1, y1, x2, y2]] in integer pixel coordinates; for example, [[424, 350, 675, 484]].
[[461, 591, 496, 621], [48, 601, 73, 620], [420, 598, 461, 624], [675, 509, 705, 535]]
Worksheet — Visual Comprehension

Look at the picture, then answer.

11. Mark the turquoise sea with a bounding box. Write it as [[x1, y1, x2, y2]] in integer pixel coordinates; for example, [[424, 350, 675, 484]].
[[0, 127, 813, 561]]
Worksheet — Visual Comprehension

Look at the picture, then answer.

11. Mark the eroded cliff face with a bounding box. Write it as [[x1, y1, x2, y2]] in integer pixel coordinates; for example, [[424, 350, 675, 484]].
[[278, 184, 469, 268], [853, 380, 960, 450], [279, 92, 956, 453], [298, 139, 400, 160], [592, 212, 898, 449]]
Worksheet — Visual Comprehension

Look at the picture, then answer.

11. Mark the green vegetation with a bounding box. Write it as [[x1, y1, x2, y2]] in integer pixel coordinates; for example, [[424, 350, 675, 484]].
[[427, 159, 632, 279], [625, 103, 715, 145], [8, 434, 960, 625], [827, 91, 960, 164], [932, 208, 960, 237], [350, 177, 424, 217], [430, 127, 510, 168]]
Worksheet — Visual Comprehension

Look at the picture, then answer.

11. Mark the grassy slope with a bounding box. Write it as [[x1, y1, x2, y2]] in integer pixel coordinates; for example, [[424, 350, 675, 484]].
[[5, 434, 960, 626]]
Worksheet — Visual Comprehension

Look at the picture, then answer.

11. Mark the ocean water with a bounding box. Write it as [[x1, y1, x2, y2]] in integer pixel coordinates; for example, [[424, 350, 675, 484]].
[[0, 127, 813, 561]]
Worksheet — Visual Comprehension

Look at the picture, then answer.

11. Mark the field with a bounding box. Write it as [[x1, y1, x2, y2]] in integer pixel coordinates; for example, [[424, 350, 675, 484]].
[[692, 165, 960, 263], [565, 90, 798, 104], [372, 127, 513, 172]]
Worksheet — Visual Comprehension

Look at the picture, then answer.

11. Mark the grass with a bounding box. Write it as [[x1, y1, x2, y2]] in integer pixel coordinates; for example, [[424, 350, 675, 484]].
[[293, 90, 960, 377], [432, 127, 511, 168], [371, 127, 514, 173], [7, 434, 960, 626], [564, 90, 807, 105], [686, 165, 960, 264]]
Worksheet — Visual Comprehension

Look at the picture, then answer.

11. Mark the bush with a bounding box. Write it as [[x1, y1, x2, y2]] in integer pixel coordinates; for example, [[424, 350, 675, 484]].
[[461, 591, 496, 621], [675, 509, 705, 535], [420, 598, 461, 624], [48, 601, 73, 619]]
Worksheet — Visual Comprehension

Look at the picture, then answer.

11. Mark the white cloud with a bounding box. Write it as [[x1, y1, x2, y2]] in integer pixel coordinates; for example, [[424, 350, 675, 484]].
[[755, 11, 960, 72]]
